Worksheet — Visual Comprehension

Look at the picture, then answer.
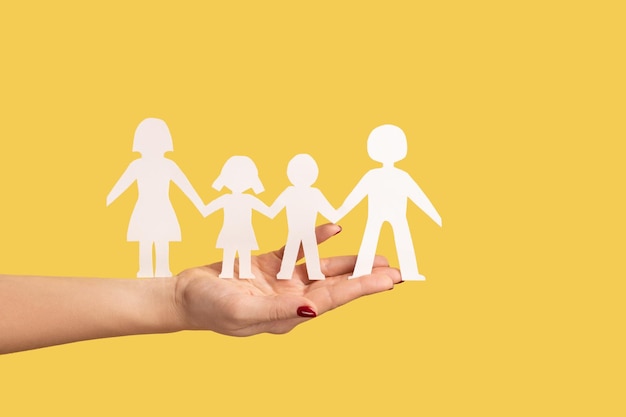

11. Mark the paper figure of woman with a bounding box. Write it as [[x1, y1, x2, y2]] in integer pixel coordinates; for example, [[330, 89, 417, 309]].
[[107, 118, 205, 277]]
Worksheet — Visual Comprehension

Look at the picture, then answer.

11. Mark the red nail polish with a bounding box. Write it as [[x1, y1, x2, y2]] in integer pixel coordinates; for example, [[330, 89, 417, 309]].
[[297, 306, 317, 318], [334, 225, 343, 235]]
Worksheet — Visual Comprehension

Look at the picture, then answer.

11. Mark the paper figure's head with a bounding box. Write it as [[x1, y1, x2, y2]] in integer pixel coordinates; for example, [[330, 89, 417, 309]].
[[287, 154, 318, 187], [213, 156, 264, 194], [132, 118, 174, 156], [367, 124, 407, 165]]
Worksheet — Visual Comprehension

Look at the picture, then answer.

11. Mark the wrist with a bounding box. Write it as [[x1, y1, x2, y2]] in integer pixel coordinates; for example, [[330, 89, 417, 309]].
[[138, 277, 187, 334]]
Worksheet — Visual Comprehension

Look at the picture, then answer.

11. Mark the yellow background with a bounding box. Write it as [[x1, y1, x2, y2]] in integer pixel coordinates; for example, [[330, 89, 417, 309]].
[[1, 1, 624, 415]]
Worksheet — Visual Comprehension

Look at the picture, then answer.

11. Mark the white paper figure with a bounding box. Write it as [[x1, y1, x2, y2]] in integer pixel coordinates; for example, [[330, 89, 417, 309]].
[[204, 156, 271, 279], [106, 118, 206, 278], [335, 124, 442, 281], [267, 154, 337, 280]]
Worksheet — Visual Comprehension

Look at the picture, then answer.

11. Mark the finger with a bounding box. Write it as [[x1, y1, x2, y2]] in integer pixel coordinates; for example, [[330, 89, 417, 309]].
[[320, 254, 389, 277], [305, 267, 401, 315], [236, 293, 318, 328], [271, 223, 342, 260], [291, 254, 390, 284]]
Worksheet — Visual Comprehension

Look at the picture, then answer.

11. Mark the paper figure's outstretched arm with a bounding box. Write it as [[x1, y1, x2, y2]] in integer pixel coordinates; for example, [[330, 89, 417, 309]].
[[106, 161, 138, 206], [169, 161, 205, 214], [250, 197, 274, 218], [407, 177, 442, 227], [335, 173, 371, 222], [203, 195, 226, 217], [315, 189, 339, 224], [265, 191, 289, 219]]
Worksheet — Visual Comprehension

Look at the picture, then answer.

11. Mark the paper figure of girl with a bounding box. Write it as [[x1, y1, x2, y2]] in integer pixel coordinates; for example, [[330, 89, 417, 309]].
[[106, 118, 206, 278], [335, 124, 442, 281], [267, 154, 338, 280], [203, 156, 271, 279]]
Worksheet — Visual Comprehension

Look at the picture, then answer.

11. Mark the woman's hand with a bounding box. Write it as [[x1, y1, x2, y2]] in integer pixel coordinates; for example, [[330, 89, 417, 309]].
[[0, 224, 401, 354], [174, 224, 402, 336]]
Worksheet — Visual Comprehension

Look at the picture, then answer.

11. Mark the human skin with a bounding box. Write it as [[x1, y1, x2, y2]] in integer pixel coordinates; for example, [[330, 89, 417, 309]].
[[0, 224, 401, 354]]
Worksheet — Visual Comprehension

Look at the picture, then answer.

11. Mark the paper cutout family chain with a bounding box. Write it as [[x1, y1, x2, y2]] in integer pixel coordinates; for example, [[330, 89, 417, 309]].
[[107, 118, 442, 280]]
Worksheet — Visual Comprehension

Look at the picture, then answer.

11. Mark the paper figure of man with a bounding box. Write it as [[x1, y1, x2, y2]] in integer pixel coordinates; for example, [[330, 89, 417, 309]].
[[268, 154, 337, 280], [335, 124, 442, 280], [107, 118, 205, 278]]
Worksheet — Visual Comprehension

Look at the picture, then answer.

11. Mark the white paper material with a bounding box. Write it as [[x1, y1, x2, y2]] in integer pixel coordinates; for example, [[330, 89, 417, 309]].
[[107, 118, 205, 278], [336, 124, 442, 281], [204, 156, 270, 279], [268, 154, 337, 280], [108, 120, 441, 282]]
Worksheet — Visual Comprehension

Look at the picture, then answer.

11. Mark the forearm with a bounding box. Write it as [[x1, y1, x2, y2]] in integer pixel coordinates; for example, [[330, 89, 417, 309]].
[[0, 274, 184, 354], [336, 179, 368, 221]]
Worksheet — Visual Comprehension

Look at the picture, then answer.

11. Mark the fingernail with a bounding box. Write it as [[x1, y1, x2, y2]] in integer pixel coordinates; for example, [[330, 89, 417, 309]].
[[334, 225, 342, 235], [297, 306, 317, 318]]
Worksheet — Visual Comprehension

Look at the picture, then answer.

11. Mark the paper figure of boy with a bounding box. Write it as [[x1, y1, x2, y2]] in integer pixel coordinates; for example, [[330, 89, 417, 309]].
[[335, 124, 442, 281], [267, 154, 338, 280], [107, 118, 206, 278], [203, 156, 271, 279]]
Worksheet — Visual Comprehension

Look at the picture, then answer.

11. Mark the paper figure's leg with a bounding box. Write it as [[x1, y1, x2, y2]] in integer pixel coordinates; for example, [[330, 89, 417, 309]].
[[391, 219, 425, 281], [302, 232, 324, 280], [137, 241, 154, 278], [154, 241, 173, 277], [276, 235, 300, 280], [238, 250, 256, 279], [349, 219, 384, 279], [219, 248, 236, 279]]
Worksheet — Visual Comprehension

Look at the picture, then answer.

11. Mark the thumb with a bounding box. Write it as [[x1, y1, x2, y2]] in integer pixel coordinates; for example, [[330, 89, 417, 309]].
[[241, 294, 318, 325]]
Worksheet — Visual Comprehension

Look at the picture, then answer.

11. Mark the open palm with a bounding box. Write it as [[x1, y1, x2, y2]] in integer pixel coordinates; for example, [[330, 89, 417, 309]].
[[175, 224, 401, 336]]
